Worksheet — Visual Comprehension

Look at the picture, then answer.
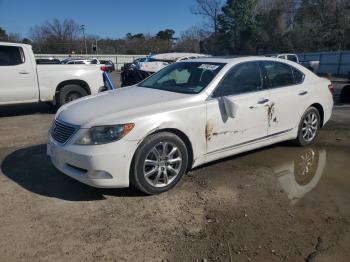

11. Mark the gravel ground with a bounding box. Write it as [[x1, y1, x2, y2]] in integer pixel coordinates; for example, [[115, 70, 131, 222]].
[[0, 80, 349, 261]]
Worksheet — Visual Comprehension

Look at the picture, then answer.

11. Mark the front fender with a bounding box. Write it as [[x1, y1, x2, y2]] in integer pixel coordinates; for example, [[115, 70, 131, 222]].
[[123, 105, 207, 163]]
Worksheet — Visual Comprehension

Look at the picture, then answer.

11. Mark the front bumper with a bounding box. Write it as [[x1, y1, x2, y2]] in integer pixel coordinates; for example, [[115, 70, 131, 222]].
[[47, 135, 138, 188]]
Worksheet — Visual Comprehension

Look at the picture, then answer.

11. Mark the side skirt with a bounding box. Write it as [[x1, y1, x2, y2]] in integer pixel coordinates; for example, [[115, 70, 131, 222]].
[[206, 129, 293, 156], [192, 129, 295, 169]]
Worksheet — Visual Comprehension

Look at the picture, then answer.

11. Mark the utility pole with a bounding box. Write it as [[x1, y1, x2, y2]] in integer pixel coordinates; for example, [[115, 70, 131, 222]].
[[80, 24, 88, 54], [96, 39, 98, 57]]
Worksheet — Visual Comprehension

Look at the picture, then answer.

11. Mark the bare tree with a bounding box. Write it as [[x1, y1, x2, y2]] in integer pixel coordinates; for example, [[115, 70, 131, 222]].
[[174, 26, 206, 52], [29, 19, 81, 53], [7, 33, 22, 43], [190, 0, 223, 34]]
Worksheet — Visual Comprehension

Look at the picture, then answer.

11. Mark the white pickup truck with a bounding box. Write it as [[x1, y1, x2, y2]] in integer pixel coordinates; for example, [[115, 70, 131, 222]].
[[0, 42, 108, 107]]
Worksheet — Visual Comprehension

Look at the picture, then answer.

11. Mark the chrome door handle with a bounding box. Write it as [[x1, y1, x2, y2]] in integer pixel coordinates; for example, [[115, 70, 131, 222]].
[[257, 98, 269, 104], [19, 71, 30, 74], [299, 91, 308, 96]]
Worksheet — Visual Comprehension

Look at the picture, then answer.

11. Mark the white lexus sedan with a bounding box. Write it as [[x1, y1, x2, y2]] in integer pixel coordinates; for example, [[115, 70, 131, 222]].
[[47, 57, 333, 194]]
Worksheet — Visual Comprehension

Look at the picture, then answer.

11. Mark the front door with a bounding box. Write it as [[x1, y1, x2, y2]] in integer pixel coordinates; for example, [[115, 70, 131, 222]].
[[206, 61, 270, 154], [0, 45, 38, 104]]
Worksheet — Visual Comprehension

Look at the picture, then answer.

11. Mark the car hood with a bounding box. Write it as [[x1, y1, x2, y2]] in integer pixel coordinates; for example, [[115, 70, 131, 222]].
[[56, 86, 196, 128]]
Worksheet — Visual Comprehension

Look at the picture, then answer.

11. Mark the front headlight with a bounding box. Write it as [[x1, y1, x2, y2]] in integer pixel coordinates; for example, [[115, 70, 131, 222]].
[[74, 123, 134, 145]]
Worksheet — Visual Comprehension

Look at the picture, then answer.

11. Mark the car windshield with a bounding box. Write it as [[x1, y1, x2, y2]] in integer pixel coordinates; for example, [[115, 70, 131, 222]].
[[138, 62, 225, 94]]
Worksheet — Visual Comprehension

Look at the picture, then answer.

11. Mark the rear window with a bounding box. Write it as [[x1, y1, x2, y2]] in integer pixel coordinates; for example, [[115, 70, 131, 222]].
[[262, 61, 294, 88], [0, 45, 25, 66]]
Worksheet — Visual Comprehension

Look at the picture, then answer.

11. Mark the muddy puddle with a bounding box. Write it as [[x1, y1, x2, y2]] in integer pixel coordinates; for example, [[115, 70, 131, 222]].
[[174, 144, 350, 261], [237, 145, 350, 205], [197, 144, 350, 207]]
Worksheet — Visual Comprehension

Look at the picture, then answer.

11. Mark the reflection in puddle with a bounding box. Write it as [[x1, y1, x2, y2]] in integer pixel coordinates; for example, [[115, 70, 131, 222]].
[[239, 147, 328, 204]]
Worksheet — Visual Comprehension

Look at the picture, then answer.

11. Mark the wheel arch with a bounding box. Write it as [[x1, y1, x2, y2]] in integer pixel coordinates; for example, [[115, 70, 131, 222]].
[[133, 128, 194, 171], [310, 103, 324, 127], [56, 79, 91, 96]]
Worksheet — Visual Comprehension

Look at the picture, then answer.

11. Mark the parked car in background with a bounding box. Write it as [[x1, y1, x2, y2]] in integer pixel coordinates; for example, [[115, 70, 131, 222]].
[[121, 57, 146, 71], [266, 53, 320, 73], [36, 57, 61, 64], [0, 42, 110, 107], [48, 56, 333, 194], [275, 53, 299, 63], [100, 60, 115, 72], [121, 53, 208, 87], [60, 58, 100, 65]]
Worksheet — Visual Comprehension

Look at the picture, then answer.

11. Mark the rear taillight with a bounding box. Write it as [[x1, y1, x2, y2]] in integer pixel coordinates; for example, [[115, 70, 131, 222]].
[[100, 66, 107, 72], [328, 84, 334, 94]]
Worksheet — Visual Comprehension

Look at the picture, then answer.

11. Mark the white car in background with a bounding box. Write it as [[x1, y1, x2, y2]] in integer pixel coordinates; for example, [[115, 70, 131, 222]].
[[47, 57, 333, 194], [267, 53, 320, 73], [0, 42, 107, 106], [60, 58, 100, 65], [137, 53, 208, 73]]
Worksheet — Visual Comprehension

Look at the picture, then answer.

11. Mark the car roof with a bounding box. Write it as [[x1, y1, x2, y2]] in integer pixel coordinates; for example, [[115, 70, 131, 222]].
[[186, 55, 316, 79], [187, 56, 290, 65]]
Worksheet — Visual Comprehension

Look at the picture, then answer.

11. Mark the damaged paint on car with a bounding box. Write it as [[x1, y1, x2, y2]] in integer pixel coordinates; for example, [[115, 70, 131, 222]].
[[206, 121, 214, 141], [266, 102, 276, 127], [206, 120, 246, 142]]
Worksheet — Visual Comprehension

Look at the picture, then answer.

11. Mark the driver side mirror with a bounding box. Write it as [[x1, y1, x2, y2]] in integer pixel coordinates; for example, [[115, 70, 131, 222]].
[[221, 96, 238, 118]]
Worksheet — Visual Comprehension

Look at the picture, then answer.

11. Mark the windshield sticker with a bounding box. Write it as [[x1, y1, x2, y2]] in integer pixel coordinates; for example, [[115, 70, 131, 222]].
[[198, 64, 220, 71]]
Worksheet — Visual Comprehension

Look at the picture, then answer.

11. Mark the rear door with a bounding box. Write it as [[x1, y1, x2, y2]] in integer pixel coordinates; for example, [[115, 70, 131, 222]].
[[261, 61, 308, 135], [0, 45, 38, 104], [206, 61, 270, 154]]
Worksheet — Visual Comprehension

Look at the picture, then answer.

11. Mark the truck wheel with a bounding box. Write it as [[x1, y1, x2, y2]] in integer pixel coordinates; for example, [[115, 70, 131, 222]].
[[58, 84, 88, 106], [340, 85, 350, 104], [130, 132, 188, 195], [294, 107, 321, 146]]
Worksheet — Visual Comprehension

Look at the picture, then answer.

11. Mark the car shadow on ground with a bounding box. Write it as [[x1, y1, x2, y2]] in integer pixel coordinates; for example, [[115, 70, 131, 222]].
[[1, 144, 146, 201], [0, 103, 57, 117]]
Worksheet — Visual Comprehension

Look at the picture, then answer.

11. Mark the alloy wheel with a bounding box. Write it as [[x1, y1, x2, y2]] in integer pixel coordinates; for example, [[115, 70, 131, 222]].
[[143, 141, 182, 188], [302, 112, 318, 142]]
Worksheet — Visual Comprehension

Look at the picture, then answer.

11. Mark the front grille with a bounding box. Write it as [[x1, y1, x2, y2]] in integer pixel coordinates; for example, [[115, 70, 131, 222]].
[[51, 120, 78, 144]]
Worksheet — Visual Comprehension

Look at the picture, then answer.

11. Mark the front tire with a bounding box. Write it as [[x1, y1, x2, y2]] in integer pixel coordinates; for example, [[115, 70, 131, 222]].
[[130, 132, 188, 195], [294, 107, 321, 146]]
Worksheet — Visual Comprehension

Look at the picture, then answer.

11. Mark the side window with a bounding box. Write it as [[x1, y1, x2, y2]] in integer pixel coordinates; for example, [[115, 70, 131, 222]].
[[292, 67, 305, 84], [213, 62, 262, 97], [0, 45, 25, 66], [262, 61, 294, 88]]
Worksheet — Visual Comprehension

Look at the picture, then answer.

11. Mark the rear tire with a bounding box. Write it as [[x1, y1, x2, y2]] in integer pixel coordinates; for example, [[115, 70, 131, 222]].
[[58, 84, 88, 107], [340, 85, 350, 104], [130, 132, 188, 195], [294, 107, 321, 146]]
